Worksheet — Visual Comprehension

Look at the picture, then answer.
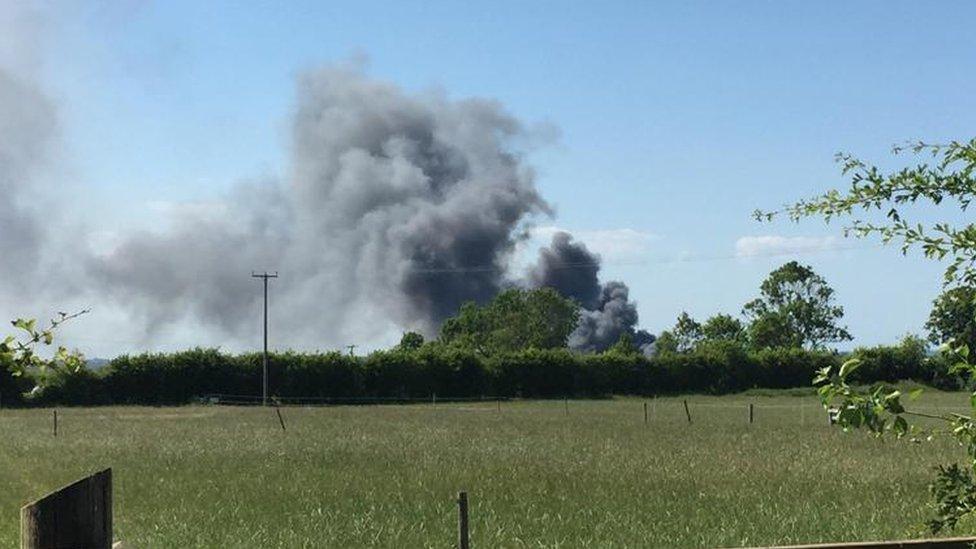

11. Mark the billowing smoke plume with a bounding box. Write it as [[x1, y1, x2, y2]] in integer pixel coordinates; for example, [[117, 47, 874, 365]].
[[0, 55, 653, 353], [87, 67, 551, 345], [530, 232, 654, 353]]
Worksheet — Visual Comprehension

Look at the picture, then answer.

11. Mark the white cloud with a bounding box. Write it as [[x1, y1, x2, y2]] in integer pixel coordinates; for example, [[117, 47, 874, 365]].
[[734, 235, 842, 258]]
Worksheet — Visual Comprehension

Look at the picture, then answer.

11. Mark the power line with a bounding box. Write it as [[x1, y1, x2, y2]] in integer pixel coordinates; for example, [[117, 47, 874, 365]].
[[407, 242, 887, 274]]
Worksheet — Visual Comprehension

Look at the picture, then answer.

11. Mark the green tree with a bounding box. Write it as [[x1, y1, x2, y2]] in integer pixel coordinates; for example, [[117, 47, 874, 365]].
[[652, 330, 678, 355], [926, 286, 976, 352], [607, 332, 641, 356], [762, 137, 976, 531], [397, 331, 426, 351], [701, 313, 746, 343], [439, 287, 579, 355], [672, 312, 703, 353], [743, 261, 852, 349]]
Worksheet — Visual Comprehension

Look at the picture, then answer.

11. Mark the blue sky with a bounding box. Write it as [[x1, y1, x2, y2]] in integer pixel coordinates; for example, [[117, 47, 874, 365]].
[[13, 1, 976, 353]]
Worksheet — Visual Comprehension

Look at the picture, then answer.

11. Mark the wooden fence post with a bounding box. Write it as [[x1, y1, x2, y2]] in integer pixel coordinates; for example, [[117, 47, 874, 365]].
[[275, 407, 286, 431], [683, 400, 692, 423], [457, 491, 469, 549], [21, 468, 112, 549], [749, 403, 754, 424], [643, 402, 648, 424], [53, 410, 57, 437]]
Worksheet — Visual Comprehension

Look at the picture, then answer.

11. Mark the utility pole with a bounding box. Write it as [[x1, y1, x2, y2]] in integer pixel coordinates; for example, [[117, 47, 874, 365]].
[[252, 271, 278, 406], [346, 344, 357, 356]]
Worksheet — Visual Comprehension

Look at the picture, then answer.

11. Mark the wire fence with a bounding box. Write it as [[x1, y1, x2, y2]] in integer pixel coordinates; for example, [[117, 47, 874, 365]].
[[193, 393, 976, 430], [199, 393, 513, 406]]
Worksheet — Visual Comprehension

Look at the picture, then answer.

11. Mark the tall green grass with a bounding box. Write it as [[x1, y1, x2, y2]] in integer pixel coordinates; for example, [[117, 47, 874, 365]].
[[1, 392, 972, 547]]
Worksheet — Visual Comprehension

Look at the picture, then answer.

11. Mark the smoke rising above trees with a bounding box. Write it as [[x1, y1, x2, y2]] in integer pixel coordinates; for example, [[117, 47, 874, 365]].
[[67, 67, 653, 349], [529, 232, 654, 353]]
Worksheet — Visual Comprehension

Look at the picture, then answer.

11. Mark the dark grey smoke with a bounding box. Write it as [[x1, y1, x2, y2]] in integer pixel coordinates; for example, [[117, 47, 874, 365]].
[[88, 67, 550, 345], [530, 232, 653, 353], [529, 231, 601, 309]]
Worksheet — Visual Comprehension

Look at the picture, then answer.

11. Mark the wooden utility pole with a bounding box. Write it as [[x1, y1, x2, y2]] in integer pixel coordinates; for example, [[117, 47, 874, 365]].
[[252, 271, 278, 407]]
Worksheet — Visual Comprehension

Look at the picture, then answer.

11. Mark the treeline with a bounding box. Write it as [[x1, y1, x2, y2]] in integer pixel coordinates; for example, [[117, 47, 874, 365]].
[[6, 336, 956, 406]]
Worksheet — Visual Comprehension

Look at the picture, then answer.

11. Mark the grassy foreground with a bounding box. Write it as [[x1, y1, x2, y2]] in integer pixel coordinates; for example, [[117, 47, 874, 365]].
[[1, 391, 973, 548]]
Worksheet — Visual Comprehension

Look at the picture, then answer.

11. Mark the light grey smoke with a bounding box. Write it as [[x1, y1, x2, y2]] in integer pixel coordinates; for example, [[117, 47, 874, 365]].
[[88, 67, 550, 345], [529, 232, 653, 353], [0, 69, 58, 293]]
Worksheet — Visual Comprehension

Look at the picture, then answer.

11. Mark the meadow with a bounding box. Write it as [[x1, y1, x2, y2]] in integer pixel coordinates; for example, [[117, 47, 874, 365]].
[[1, 391, 973, 548]]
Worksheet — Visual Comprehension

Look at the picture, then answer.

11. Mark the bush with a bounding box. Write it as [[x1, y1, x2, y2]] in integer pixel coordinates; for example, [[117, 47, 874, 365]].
[[847, 336, 930, 384], [31, 367, 108, 406]]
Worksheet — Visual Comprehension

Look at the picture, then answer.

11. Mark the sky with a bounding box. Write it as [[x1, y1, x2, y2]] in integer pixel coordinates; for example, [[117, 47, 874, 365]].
[[3, 1, 975, 356]]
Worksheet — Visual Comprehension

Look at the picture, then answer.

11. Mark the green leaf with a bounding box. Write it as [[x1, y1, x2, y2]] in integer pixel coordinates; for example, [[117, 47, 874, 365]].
[[950, 361, 972, 375], [839, 359, 862, 380]]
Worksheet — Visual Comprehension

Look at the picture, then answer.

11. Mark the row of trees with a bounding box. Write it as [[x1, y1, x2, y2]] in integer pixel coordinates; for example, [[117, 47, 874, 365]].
[[656, 261, 851, 354], [8, 258, 970, 406], [430, 258, 975, 363]]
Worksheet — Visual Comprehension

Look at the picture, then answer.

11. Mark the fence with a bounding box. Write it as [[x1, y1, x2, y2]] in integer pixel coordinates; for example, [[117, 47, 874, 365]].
[[200, 393, 512, 406], [21, 468, 112, 549]]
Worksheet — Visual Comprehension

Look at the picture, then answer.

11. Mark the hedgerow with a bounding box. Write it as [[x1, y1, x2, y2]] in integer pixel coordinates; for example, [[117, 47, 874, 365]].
[[23, 340, 954, 406]]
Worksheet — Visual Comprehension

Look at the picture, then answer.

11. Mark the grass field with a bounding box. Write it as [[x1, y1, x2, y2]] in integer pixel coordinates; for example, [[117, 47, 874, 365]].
[[1, 390, 974, 548]]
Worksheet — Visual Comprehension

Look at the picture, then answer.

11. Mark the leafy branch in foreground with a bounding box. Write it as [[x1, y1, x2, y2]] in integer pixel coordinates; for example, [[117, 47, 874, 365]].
[[0, 310, 90, 385], [816, 347, 976, 532], [756, 138, 976, 286], [759, 136, 976, 531]]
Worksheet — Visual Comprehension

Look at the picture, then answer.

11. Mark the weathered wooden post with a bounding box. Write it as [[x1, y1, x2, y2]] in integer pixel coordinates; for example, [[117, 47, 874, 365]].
[[457, 491, 469, 549], [683, 399, 692, 423], [643, 402, 648, 424], [275, 407, 286, 431], [21, 468, 112, 549], [749, 403, 754, 424]]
